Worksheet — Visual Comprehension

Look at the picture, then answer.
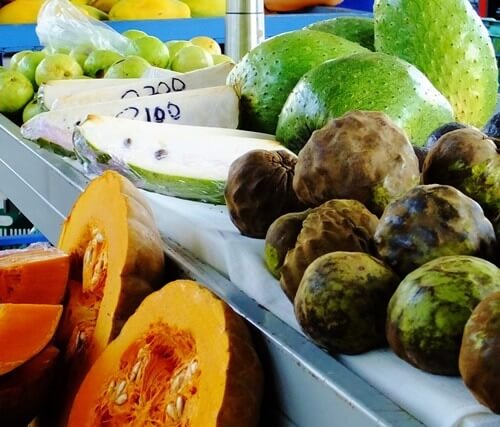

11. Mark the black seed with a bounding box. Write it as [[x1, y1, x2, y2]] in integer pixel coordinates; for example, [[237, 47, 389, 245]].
[[124, 138, 132, 147], [155, 149, 168, 160]]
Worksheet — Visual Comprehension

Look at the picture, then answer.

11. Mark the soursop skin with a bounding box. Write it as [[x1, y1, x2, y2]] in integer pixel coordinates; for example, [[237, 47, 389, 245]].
[[295, 251, 400, 355], [305, 16, 375, 50], [276, 52, 455, 151], [387, 256, 500, 375], [374, 0, 498, 127], [293, 111, 421, 216], [227, 30, 368, 135], [375, 184, 497, 276], [460, 291, 500, 413], [280, 202, 377, 301]]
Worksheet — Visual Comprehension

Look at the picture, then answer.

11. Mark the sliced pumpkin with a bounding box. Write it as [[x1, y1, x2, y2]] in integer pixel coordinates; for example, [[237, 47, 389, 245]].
[[69, 280, 264, 427], [57, 171, 166, 387], [0, 345, 60, 427], [0, 243, 69, 304], [0, 304, 62, 375]]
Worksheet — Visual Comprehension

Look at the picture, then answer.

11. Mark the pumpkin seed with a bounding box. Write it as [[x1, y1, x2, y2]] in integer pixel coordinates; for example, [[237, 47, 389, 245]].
[[116, 380, 127, 396], [107, 380, 116, 394], [176, 395, 185, 415], [115, 393, 128, 406], [94, 232, 104, 244], [166, 402, 178, 420], [129, 361, 141, 381], [190, 360, 199, 375]]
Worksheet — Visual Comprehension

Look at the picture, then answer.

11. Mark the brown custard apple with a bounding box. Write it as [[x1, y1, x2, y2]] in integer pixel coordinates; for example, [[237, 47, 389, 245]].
[[280, 199, 378, 301], [224, 149, 303, 238], [422, 128, 499, 221], [375, 184, 497, 275], [293, 111, 420, 216]]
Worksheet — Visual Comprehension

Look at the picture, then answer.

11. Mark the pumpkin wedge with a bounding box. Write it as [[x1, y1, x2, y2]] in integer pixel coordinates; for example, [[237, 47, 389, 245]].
[[0, 303, 62, 375], [57, 171, 166, 379], [69, 280, 264, 427], [0, 345, 60, 427], [0, 243, 69, 304]]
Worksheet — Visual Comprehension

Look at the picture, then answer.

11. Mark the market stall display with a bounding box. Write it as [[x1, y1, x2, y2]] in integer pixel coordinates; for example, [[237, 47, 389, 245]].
[[0, 0, 499, 426]]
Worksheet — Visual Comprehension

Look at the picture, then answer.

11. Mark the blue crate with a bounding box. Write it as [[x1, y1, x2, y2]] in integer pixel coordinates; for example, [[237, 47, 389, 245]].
[[0, 232, 49, 249], [340, 0, 373, 12]]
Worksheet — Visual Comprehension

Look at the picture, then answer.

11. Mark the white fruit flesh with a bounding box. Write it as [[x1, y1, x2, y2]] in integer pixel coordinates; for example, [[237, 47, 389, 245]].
[[52, 63, 234, 110], [76, 114, 285, 181], [21, 85, 239, 152]]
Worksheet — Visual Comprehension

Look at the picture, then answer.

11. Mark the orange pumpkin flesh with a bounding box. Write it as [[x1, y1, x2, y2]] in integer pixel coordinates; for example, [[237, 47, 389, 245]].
[[69, 280, 264, 427], [0, 304, 62, 375], [0, 345, 60, 427], [0, 244, 69, 304], [57, 170, 166, 375]]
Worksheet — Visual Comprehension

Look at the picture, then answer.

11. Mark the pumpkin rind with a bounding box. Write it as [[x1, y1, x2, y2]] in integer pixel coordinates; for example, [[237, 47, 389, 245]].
[[0, 303, 62, 375], [69, 280, 264, 427]]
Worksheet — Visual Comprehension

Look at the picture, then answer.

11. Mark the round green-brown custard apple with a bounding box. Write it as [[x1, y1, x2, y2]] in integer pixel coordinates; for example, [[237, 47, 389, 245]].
[[280, 199, 378, 301], [295, 251, 400, 355], [374, 184, 497, 276], [422, 128, 499, 222], [264, 209, 311, 279], [293, 111, 420, 216], [265, 199, 379, 280], [224, 149, 303, 239], [460, 291, 500, 414], [387, 255, 500, 376]]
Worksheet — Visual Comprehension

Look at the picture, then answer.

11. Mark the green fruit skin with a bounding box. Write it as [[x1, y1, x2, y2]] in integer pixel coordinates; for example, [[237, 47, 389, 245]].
[[374, 184, 497, 276], [374, 0, 498, 128], [16, 51, 45, 89], [128, 36, 170, 69], [295, 251, 399, 355], [22, 99, 44, 123], [387, 255, 500, 375], [0, 70, 34, 114], [276, 52, 455, 152], [104, 56, 149, 79], [83, 50, 124, 78], [306, 17, 375, 50], [73, 134, 226, 204], [460, 291, 500, 413], [34, 54, 83, 87], [227, 30, 368, 135]]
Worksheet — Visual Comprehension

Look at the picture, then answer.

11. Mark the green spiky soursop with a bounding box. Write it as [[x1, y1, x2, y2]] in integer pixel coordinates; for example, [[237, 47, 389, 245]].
[[387, 255, 500, 375], [305, 16, 375, 50], [374, 0, 498, 128], [276, 52, 455, 152], [227, 30, 368, 135]]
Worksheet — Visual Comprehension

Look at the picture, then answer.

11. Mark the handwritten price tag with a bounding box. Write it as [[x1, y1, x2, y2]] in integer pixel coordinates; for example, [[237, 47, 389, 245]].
[[120, 78, 187, 99]]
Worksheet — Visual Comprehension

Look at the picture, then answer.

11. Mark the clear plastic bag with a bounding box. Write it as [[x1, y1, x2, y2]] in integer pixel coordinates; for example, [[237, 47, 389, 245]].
[[35, 0, 131, 54]]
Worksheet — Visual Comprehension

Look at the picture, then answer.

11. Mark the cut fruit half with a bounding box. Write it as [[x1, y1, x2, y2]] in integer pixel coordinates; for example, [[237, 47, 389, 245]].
[[74, 115, 289, 204], [69, 280, 263, 427]]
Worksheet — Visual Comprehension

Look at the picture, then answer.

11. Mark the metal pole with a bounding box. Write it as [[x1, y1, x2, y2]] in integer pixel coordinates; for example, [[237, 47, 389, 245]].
[[225, 0, 266, 62]]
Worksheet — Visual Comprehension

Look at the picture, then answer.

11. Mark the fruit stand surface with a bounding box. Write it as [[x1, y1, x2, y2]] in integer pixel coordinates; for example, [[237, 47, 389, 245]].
[[0, 114, 422, 427], [0, 112, 499, 427]]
